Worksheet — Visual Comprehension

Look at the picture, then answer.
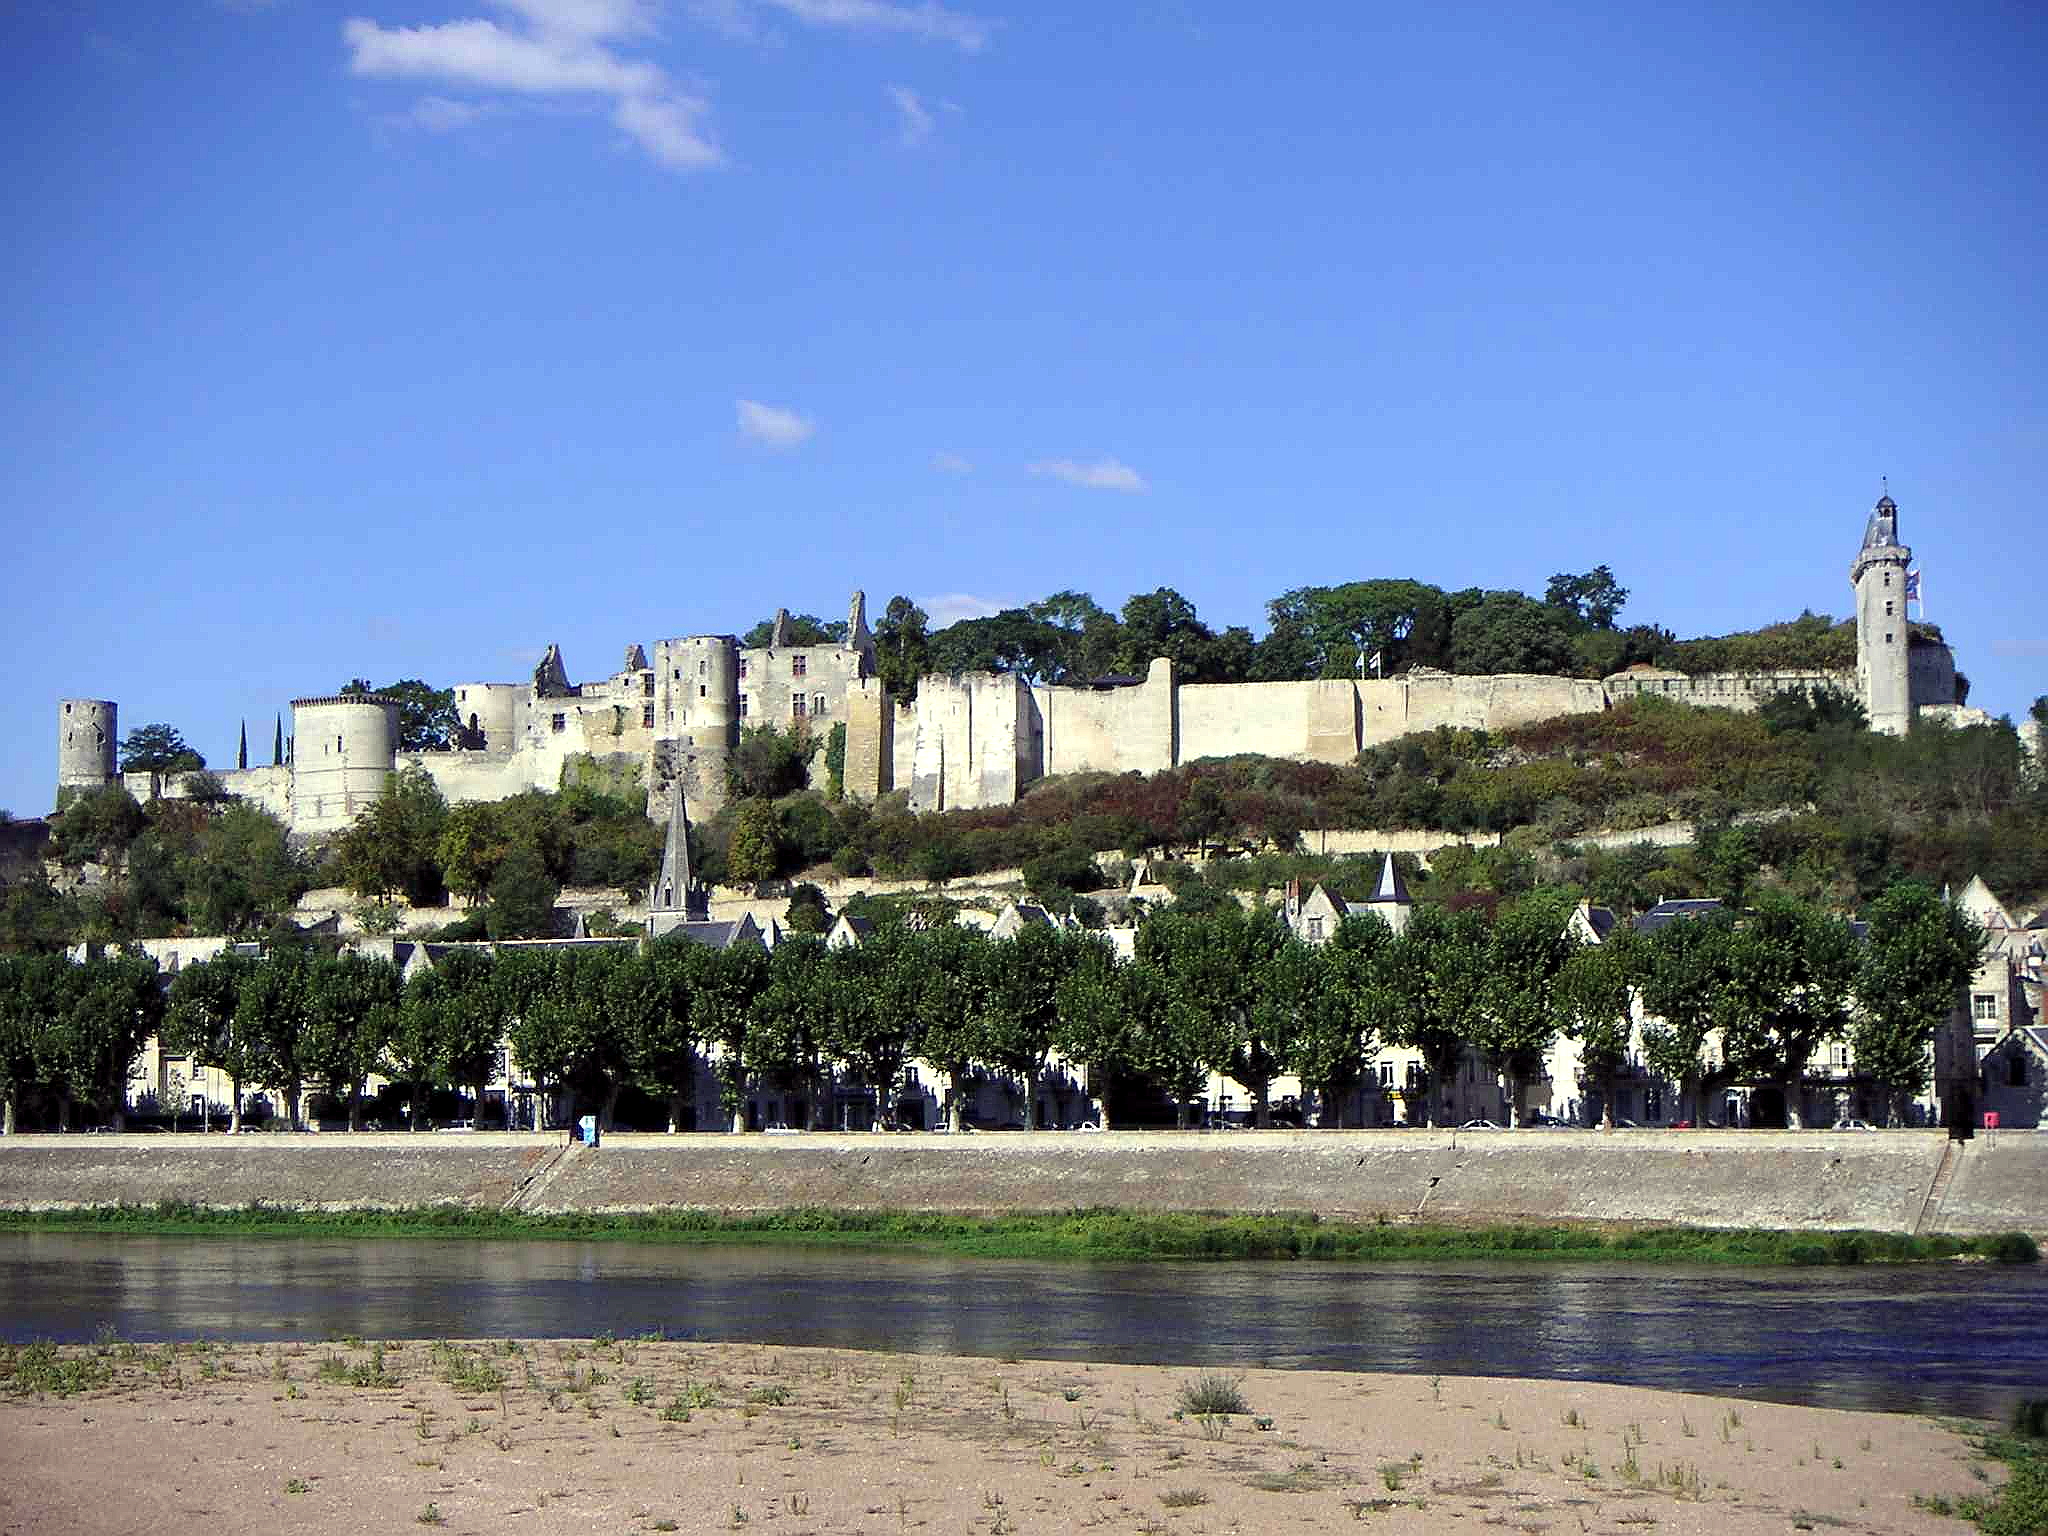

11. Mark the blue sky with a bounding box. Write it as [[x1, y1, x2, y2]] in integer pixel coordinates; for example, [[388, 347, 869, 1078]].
[[3, 0, 2042, 817]]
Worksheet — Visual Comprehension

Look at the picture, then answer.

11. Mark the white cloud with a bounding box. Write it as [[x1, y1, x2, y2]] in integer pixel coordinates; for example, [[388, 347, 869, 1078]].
[[343, 3, 719, 170], [756, 0, 990, 52], [736, 398, 815, 448], [1027, 457, 1148, 493], [404, 95, 499, 132], [924, 592, 1005, 625], [930, 450, 972, 473], [886, 83, 933, 145]]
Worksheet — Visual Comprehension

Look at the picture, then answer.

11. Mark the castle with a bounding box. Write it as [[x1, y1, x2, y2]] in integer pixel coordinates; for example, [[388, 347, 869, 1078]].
[[56, 494, 1981, 833]]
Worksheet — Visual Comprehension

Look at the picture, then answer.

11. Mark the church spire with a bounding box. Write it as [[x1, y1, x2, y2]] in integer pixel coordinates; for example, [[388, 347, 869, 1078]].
[[648, 779, 707, 921]]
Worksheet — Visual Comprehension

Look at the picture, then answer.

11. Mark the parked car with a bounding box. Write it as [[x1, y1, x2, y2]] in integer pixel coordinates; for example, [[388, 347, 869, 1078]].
[[1832, 1118, 1876, 1131], [1458, 1118, 1502, 1130]]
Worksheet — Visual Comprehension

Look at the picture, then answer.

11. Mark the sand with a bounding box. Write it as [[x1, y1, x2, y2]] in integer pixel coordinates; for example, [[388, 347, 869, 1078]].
[[0, 1337, 1998, 1534]]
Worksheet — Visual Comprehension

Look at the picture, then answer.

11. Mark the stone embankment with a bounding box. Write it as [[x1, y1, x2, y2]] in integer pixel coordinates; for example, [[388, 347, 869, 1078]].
[[3, 1129, 2045, 1237]]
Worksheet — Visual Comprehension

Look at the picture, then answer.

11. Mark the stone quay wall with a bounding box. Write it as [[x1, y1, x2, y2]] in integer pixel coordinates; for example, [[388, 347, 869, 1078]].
[[2, 1130, 2043, 1238]]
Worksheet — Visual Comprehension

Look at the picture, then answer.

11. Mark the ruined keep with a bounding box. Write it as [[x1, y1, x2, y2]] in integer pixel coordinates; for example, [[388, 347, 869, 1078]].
[[56, 494, 1983, 831]]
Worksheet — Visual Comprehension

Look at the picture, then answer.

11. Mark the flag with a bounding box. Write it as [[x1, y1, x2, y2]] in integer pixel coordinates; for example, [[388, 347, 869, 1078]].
[[1905, 568, 1921, 605], [1369, 650, 1384, 678]]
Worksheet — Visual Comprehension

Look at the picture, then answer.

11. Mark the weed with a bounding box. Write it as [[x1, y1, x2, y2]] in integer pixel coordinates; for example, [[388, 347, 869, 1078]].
[[1, 1342, 112, 1398], [651, 1523, 679, 1533], [1063, 1387, 1082, 1402], [415, 1504, 444, 1526], [626, 1377, 652, 1406], [1681, 1413, 1695, 1437], [1379, 1462, 1406, 1492], [1493, 1407, 1509, 1430], [1197, 1413, 1227, 1442], [1429, 1373, 1442, 1402], [659, 1398, 693, 1423], [284, 1478, 310, 1495], [1159, 1488, 1208, 1509], [1563, 1407, 1581, 1428], [747, 1385, 790, 1406], [1175, 1373, 1247, 1417]]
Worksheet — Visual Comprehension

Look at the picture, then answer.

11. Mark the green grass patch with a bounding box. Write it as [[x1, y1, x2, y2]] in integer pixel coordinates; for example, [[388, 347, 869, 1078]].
[[0, 1202, 2035, 1268]]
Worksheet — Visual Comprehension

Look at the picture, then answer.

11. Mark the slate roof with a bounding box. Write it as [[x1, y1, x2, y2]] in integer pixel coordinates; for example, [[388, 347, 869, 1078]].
[[1581, 905, 1617, 941], [1632, 898, 1724, 934]]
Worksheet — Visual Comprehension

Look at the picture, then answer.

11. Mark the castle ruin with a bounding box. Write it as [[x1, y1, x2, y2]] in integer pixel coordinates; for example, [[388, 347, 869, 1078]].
[[56, 495, 1982, 832]]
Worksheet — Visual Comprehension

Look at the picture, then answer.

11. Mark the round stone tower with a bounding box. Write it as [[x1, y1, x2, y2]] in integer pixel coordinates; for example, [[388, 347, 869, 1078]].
[[651, 635, 741, 814], [57, 699, 118, 800], [1850, 492, 1913, 736], [290, 694, 399, 834]]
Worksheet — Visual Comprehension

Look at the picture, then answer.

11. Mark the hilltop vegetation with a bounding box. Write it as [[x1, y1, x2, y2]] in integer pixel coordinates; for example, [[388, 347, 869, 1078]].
[[690, 694, 2045, 918]]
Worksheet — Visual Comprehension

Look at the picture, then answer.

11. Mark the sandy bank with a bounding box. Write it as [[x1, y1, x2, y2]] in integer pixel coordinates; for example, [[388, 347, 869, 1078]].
[[0, 1337, 1998, 1535]]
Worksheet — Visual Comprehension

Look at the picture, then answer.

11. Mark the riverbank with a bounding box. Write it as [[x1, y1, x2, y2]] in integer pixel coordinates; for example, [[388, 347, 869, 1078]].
[[3, 1128, 2046, 1239], [0, 1336, 2009, 1536], [1, 1201, 2038, 1266]]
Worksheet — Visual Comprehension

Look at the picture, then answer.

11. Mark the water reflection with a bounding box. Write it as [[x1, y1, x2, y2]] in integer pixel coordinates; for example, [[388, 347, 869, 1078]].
[[3, 1233, 2041, 1421]]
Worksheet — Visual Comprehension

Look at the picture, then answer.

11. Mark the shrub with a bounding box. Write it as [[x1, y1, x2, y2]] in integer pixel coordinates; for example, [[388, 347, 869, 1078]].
[[1175, 1373, 1248, 1416]]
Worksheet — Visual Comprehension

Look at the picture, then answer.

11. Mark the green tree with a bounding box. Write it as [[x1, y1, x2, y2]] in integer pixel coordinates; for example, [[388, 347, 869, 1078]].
[[0, 872, 81, 956], [50, 952, 164, 1131], [824, 933, 924, 1129], [1473, 892, 1577, 1127], [637, 938, 705, 1132], [874, 596, 933, 698], [1260, 579, 1452, 679], [389, 964, 452, 1131], [301, 951, 400, 1130], [334, 766, 448, 905], [237, 950, 318, 1130], [485, 845, 560, 940], [728, 725, 809, 801], [727, 798, 783, 887], [690, 944, 770, 1132], [1301, 913, 1399, 1127], [435, 947, 509, 1124], [974, 923, 1082, 1130], [740, 613, 845, 648], [1722, 893, 1860, 1129], [1050, 935, 1142, 1129], [912, 924, 990, 1133], [1140, 906, 1287, 1125], [50, 785, 147, 866], [118, 723, 204, 775], [1449, 592, 1579, 676], [1543, 566, 1629, 629], [1850, 881, 1985, 1125], [165, 952, 261, 1132], [1558, 936, 1635, 1130], [1384, 905, 1490, 1126], [783, 883, 831, 935], [437, 802, 505, 907], [1635, 910, 1746, 1127], [0, 954, 65, 1133], [749, 937, 832, 1127]]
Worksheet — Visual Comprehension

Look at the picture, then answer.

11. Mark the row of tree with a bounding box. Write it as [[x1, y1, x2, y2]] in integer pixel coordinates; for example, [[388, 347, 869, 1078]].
[[0, 880, 1981, 1137]]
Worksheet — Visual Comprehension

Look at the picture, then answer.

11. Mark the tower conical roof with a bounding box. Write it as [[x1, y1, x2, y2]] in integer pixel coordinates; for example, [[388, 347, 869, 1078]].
[[1370, 853, 1410, 905]]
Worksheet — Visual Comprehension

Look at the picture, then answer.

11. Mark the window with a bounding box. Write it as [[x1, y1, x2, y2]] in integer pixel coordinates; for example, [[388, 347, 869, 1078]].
[[1377, 1062, 1394, 1087], [738, 659, 748, 679], [642, 706, 655, 729], [1885, 600, 1894, 617], [738, 695, 749, 718], [792, 655, 807, 679], [1974, 994, 1999, 1021], [792, 693, 807, 718], [1306, 916, 1324, 941], [813, 693, 827, 717], [642, 674, 654, 696], [1885, 632, 1894, 644], [1646, 1088, 1662, 1120], [1884, 571, 1891, 586], [699, 685, 707, 698], [698, 658, 707, 676], [551, 714, 566, 733], [2012, 1055, 2029, 1088], [1831, 1044, 1849, 1070]]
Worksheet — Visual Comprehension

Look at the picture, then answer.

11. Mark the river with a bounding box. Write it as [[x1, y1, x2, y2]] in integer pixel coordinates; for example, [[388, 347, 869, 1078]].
[[3, 1233, 2041, 1420]]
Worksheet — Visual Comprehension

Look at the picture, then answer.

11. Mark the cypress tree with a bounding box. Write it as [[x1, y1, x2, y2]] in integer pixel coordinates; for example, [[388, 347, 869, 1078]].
[[272, 715, 284, 767], [237, 720, 248, 771]]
